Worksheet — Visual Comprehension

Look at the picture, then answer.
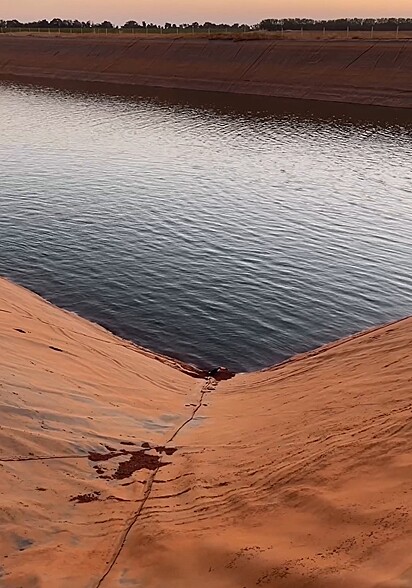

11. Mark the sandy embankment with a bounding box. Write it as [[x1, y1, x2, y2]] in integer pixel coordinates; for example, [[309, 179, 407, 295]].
[[0, 276, 411, 587], [0, 36, 411, 108]]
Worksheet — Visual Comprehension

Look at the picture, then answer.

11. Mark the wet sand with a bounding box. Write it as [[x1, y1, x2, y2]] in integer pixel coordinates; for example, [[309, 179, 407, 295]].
[[0, 36, 411, 108], [0, 276, 411, 587]]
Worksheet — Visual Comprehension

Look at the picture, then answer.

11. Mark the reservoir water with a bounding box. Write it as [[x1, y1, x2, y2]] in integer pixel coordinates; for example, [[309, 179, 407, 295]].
[[0, 81, 411, 372]]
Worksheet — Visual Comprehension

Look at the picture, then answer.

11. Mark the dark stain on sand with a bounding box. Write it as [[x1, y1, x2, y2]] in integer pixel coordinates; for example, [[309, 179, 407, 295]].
[[70, 491, 101, 504], [15, 537, 34, 551], [88, 446, 173, 480], [154, 445, 177, 456]]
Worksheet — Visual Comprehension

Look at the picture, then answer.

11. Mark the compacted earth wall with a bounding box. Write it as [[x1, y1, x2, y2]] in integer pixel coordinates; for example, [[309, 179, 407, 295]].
[[0, 35, 412, 107]]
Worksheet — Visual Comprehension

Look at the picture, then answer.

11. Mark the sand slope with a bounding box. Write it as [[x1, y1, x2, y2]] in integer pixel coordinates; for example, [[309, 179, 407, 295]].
[[0, 276, 411, 587], [0, 277, 203, 587], [0, 36, 412, 108]]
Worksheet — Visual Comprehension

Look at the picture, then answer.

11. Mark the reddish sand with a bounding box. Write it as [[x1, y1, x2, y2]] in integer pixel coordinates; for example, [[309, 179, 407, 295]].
[[0, 276, 411, 587], [0, 36, 411, 108]]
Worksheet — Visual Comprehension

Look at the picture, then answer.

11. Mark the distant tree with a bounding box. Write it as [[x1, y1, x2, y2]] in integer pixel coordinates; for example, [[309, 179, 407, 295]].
[[123, 20, 139, 28], [6, 19, 24, 28], [97, 21, 114, 29], [259, 19, 281, 31]]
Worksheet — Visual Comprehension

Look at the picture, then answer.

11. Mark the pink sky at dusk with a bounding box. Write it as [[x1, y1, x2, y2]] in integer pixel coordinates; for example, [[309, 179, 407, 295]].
[[2, 0, 411, 24]]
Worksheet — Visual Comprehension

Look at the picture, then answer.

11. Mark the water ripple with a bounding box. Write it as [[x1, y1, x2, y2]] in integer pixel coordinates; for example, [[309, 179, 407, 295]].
[[0, 82, 411, 371]]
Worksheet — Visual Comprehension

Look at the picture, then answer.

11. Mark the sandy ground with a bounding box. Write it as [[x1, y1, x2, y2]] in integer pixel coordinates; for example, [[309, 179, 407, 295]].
[[0, 36, 411, 108], [0, 276, 411, 587]]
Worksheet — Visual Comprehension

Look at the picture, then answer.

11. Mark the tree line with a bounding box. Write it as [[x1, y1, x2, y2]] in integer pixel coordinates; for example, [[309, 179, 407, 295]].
[[1, 17, 412, 31], [0, 19, 252, 30], [259, 18, 412, 31]]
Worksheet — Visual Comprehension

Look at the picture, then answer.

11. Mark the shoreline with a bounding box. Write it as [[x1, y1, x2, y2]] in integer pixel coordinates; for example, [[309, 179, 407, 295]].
[[1, 35, 411, 108], [1, 276, 411, 586], [3, 276, 409, 377], [3, 74, 412, 128], [0, 276, 207, 378]]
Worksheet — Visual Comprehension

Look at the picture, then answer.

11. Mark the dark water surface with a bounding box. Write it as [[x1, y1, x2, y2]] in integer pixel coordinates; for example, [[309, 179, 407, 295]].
[[1, 81, 411, 372]]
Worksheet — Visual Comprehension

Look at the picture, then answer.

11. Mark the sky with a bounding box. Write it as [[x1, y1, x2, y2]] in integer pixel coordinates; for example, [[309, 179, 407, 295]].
[[2, 0, 412, 25]]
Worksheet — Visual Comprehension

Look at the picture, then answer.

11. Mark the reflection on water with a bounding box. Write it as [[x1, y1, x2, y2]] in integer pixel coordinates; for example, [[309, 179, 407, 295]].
[[0, 81, 411, 371]]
